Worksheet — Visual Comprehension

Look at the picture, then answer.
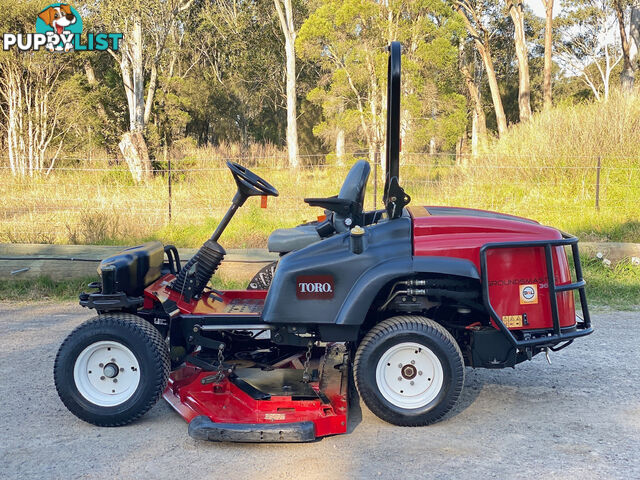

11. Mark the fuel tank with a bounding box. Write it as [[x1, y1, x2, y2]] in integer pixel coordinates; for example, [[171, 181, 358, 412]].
[[409, 206, 576, 331]]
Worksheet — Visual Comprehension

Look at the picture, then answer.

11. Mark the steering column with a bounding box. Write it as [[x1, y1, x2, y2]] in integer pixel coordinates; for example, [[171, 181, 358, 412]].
[[171, 162, 279, 301]]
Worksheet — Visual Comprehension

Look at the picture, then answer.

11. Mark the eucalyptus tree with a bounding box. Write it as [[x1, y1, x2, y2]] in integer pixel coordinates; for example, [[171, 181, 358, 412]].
[[454, 0, 508, 136], [0, 0, 78, 176], [506, 0, 532, 120], [83, 0, 195, 182], [298, 0, 466, 166], [557, 0, 623, 101], [612, 0, 638, 90], [541, 0, 554, 107]]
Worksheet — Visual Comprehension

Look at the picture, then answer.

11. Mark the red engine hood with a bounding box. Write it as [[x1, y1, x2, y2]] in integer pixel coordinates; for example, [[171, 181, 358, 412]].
[[408, 205, 563, 260], [408, 206, 575, 332]]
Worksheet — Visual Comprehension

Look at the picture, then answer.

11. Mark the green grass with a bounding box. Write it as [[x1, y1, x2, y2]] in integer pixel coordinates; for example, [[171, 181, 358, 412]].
[[2, 255, 637, 308], [0, 274, 246, 302], [579, 257, 640, 309], [0, 276, 99, 302]]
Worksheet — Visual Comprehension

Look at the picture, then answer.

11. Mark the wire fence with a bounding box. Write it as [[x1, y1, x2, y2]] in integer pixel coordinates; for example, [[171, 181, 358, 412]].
[[0, 153, 638, 246]]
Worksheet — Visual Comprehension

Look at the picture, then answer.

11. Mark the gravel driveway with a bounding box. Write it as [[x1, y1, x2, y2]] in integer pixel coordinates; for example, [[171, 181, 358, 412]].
[[1, 302, 638, 480]]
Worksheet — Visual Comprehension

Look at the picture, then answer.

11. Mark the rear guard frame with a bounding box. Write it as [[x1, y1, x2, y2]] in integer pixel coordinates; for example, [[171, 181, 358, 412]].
[[479, 233, 593, 349]]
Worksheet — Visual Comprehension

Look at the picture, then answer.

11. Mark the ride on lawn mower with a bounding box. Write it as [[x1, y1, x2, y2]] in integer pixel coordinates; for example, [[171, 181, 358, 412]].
[[54, 42, 593, 442]]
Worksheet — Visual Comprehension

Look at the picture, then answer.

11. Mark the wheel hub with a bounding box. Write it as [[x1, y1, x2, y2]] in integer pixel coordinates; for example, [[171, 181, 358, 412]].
[[73, 341, 141, 407], [375, 342, 444, 409], [401, 364, 417, 380], [103, 362, 119, 378]]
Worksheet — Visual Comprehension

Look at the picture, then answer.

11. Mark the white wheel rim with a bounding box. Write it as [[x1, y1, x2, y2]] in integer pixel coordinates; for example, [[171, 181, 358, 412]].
[[375, 342, 444, 409], [73, 341, 141, 407]]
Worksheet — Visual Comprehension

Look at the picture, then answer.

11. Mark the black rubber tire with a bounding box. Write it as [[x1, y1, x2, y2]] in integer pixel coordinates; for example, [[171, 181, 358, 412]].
[[54, 313, 170, 427], [354, 316, 464, 426], [247, 261, 277, 290]]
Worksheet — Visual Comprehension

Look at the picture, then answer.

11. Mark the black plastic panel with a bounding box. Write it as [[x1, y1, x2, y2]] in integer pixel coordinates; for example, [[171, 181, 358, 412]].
[[262, 216, 412, 325], [98, 242, 164, 297]]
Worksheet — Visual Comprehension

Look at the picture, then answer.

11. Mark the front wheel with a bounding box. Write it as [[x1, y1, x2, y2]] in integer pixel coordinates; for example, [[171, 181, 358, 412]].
[[354, 316, 464, 426], [54, 313, 169, 427]]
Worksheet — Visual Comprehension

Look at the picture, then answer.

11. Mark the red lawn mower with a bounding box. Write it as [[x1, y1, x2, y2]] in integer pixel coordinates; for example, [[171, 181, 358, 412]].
[[54, 43, 593, 442]]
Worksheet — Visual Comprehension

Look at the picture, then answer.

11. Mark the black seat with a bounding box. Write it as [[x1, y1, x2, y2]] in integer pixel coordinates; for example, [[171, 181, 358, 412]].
[[268, 160, 370, 253]]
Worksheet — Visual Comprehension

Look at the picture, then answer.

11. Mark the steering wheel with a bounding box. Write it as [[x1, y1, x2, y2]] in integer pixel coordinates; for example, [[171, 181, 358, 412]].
[[227, 161, 279, 198]]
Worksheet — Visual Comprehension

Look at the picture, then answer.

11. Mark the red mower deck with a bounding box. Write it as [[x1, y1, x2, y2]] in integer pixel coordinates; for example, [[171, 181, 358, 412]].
[[163, 344, 349, 442]]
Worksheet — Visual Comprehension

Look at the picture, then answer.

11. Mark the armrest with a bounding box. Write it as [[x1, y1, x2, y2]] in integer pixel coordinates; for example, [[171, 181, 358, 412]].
[[304, 196, 358, 215]]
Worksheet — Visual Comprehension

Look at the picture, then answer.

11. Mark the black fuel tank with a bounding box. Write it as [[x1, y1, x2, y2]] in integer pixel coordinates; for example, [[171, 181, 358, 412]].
[[98, 242, 164, 297]]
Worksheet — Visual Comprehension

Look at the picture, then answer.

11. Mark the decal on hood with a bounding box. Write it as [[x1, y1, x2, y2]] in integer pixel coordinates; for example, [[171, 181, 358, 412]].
[[296, 275, 334, 300]]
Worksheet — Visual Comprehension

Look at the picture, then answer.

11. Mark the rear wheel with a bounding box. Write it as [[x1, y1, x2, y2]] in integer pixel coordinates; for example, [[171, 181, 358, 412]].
[[354, 316, 464, 426], [54, 313, 169, 427]]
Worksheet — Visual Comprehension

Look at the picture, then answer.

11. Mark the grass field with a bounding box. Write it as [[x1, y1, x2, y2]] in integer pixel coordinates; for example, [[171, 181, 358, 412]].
[[0, 148, 638, 249]]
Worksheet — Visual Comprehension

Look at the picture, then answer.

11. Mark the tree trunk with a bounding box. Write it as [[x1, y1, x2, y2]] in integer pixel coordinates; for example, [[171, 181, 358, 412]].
[[115, 12, 152, 182], [614, 1, 635, 92], [119, 55, 136, 128], [119, 131, 152, 183], [542, 0, 554, 108], [508, 0, 532, 121], [284, 39, 299, 168], [460, 52, 487, 148], [429, 138, 436, 156], [84, 60, 109, 121], [471, 110, 479, 158], [631, 6, 639, 65], [482, 48, 508, 136], [274, 0, 299, 168], [131, 16, 145, 131], [456, 4, 508, 136], [84, 60, 97, 85], [335, 128, 345, 166], [144, 62, 158, 125]]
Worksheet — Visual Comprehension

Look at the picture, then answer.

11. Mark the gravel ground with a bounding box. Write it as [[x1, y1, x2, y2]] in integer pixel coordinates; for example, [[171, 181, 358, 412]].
[[1, 302, 638, 480]]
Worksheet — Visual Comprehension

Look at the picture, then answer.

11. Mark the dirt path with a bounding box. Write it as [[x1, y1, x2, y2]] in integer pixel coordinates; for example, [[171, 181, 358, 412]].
[[1, 302, 638, 480]]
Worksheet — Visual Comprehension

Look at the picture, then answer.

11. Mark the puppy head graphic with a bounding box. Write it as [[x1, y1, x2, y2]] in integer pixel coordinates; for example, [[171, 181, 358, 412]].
[[38, 4, 77, 35]]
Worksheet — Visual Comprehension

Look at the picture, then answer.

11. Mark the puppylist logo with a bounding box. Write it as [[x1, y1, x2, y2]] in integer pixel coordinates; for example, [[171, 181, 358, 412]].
[[3, 3, 122, 53]]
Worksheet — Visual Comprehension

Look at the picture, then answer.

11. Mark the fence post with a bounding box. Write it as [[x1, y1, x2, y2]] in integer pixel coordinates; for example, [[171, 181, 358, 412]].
[[595, 157, 601, 211]]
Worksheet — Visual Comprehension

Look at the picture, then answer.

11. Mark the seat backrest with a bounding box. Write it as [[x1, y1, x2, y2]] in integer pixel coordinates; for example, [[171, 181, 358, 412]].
[[334, 160, 370, 232]]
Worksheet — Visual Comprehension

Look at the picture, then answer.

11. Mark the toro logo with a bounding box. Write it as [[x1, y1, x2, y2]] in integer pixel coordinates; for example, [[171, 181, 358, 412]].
[[296, 275, 334, 300]]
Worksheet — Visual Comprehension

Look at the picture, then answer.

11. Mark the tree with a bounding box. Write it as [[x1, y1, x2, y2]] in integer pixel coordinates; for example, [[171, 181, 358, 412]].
[[506, 0, 532, 120], [0, 54, 74, 176], [632, 5, 640, 64], [541, 0, 554, 108], [299, 0, 465, 166], [612, 0, 636, 91], [455, 0, 508, 136], [86, 0, 194, 182], [459, 41, 487, 155], [557, 0, 623, 101], [274, 0, 300, 168], [0, 1, 78, 176]]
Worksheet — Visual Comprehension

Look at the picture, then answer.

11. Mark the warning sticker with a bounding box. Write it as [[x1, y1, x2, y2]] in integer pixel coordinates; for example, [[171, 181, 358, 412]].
[[264, 413, 286, 421], [502, 315, 524, 328], [520, 284, 538, 304]]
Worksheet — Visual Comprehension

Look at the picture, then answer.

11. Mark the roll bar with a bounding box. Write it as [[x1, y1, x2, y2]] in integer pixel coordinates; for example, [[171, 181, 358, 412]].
[[382, 41, 410, 219]]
